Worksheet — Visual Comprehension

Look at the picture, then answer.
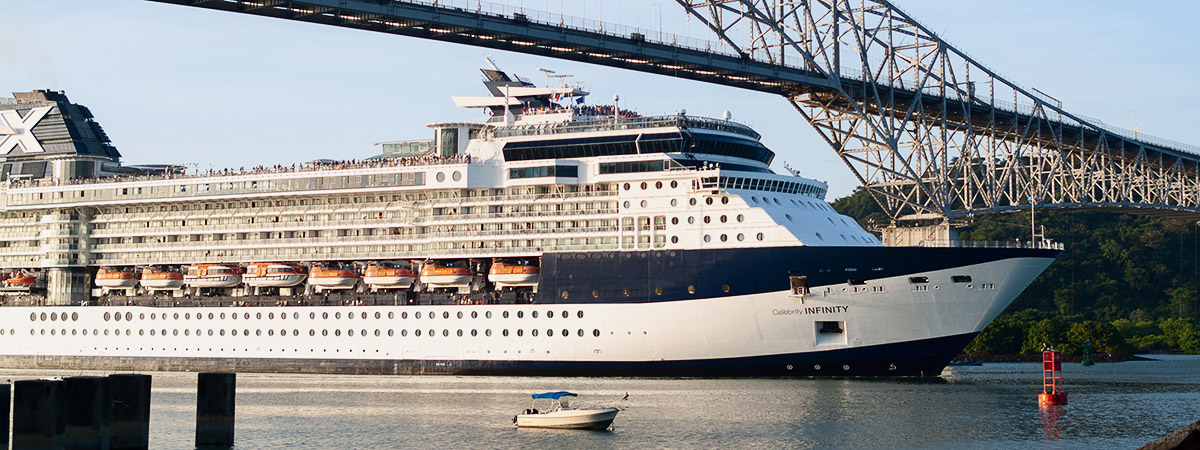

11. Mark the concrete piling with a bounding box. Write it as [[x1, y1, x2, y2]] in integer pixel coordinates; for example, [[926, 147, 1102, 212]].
[[195, 372, 236, 449], [63, 376, 112, 450], [107, 374, 151, 450], [12, 378, 66, 449], [1, 382, 10, 450]]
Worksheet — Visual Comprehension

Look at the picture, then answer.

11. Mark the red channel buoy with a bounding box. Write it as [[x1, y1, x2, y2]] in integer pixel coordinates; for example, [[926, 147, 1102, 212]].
[[1038, 346, 1068, 407]]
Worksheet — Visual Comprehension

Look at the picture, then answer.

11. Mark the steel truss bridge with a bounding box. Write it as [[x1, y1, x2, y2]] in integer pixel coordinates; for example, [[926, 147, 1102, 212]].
[[146, 0, 1200, 223]]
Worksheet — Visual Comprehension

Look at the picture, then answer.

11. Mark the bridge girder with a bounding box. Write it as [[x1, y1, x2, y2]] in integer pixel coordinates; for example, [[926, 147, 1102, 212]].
[[678, 0, 1200, 221], [144, 0, 1200, 221]]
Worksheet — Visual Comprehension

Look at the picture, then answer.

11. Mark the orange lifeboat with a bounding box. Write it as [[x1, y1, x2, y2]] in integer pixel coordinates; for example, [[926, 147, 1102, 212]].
[[243, 262, 307, 287], [2, 271, 37, 288], [363, 261, 416, 290], [308, 263, 360, 291], [140, 266, 184, 290], [96, 267, 139, 289], [184, 264, 241, 288], [488, 258, 540, 289], [419, 260, 474, 291]]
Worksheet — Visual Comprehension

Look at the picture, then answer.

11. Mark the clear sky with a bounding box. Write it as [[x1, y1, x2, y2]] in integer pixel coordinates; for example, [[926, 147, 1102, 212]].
[[3, 0, 1198, 198]]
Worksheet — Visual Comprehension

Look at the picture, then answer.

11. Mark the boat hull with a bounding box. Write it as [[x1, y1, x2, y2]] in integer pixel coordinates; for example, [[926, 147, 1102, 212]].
[[364, 276, 415, 289], [489, 273, 539, 287], [96, 279, 139, 289], [185, 275, 240, 288], [309, 277, 359, 290], [140, 279, 184, 289], [515, 409, 618, 430], [244, 274, 306, 288], [0, 247, 1057, 377]]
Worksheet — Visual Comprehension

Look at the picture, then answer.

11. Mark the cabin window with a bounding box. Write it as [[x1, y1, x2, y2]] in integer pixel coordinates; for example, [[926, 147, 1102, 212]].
[[847, 279, 866, 286], [951, 275, 973, 283], [909, 276, 930, 284]]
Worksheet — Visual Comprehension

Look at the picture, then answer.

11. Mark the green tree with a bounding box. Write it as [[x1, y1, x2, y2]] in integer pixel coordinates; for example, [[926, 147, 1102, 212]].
[[1022, 318, 1068, 354], [1065, 321, 1126, 354], [963, 316, 1026, 355], [1160, 318, 1200, 354]]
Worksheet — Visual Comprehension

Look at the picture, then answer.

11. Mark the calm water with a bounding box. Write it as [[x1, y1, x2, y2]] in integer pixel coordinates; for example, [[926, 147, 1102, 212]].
[[3, 355, 1198, 449]]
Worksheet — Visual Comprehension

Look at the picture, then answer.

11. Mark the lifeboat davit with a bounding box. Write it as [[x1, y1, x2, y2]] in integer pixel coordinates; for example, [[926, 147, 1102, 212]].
[[419, 260, 474, 290], [96, 267, 139, 289], [243, 262, 307, 287], [308, 264, 360, 291], [363, 261, 416, 290], [488, 258, 540, 289], [140, 266, 184, 290], [2, 271, 37, 288], [184, 264, 241, 288]]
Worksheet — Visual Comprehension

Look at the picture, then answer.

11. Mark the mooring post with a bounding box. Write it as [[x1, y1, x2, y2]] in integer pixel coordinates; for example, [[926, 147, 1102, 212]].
[[107, 374, 152, 450], [195, 372, 236, 449], [1, 382, 10, 450], [64, 376, 112, 450], [12, 378, 66, 449]]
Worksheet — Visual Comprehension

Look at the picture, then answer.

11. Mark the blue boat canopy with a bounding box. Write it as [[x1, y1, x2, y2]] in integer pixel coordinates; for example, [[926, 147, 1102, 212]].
[[531, 391, 577, 399]]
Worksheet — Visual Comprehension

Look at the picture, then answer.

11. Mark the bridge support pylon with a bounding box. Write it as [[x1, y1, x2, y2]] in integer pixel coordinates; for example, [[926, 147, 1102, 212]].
[[881, 222, 958, 248]]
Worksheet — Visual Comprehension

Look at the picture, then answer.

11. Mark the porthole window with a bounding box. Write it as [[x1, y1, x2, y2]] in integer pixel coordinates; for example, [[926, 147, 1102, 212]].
[[641, 182, 648, 190], [532, 311, 539, 319], [703, 235, 711, 242], [361, 312, 368, 319], [671, 181, 678, 188], [593, 329, 601, 337], [722, 284, 731, 292], [737, 233, 745, 241], [623, 201, 631, 208], [443, 312, 450, 319], [705, 197, 714, 205], [751, 196, 759, 203], [721, 197, 729, 204], [757, 232, 765, 241], [388, 329, 394, 336], [623, 289, 631, 297], [436, 172, 446, 182], [334, 329, 341, 336], [518, 329, 525, 337], [561, 310, 568, 318], [268, 313, 274, 320], [655, 181, 663, 189], [560, 290, 569, 299], [671, 236, 679, 244], [457, 329, 463, 337], [452, 171, 462, 181], [442, 329, 449, 337], [388, 312, 395, 319], [113, 313, 121, 322], [415, 312, 422, 319], [103, 312, 110, 321], [815, 232, 824, 240], [295, 313, 300, 319], [486, 311, 493, 319], [502, 329, 509, 337], [268, 329, 274, 336], [457, 311, 464, 319], [50, 312, 58, 321], [548, 311, 555, 318], [578, 329, 585, 337], [126, 312, 133, 321], [720, 234, 728, 242], [414, 329, 421, 337], [623, 183, 631, 190], [334, 312, 341, 319], [72, 312, 78, 321], [688, 285, 696, 294], [703, 216, 711, 224], [720, 215, 727, 223], [471, 329, 478, 336], [323, 312, 329, 319], [689, 198, 697, 206], [785, 214, 793, 221], [174, 313, 180, 320], [486, 329, 492, 336], [532, 329, 539, 337], [402, 312, 408, 319], [655, 287, 663, 295], [688, 217, 695, 224], [502, 311, 509, 319], [310, 312, 316, 319], [401, 329, 408, 337], [517, 311, 524, 319], [577, 311, 584, 319], [640, 200, 648, 208], [670, 199, 678, 207], [310, 330, 316, 336]]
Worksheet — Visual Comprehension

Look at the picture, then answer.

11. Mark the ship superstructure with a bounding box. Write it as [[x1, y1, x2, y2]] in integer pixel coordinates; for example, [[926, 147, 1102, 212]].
[[0, 65, 1060, 376]]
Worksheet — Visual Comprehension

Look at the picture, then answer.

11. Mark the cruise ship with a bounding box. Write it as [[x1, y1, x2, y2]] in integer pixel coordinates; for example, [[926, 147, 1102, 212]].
[[0, 63, 1060, 376]]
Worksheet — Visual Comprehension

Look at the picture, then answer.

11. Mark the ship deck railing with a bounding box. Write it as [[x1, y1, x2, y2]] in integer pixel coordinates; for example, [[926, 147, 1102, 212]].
[[916, 240, 1065, 250], [88, 242, 630, 266], [491, 114, 760, 140], [4, 154, 474, 190]]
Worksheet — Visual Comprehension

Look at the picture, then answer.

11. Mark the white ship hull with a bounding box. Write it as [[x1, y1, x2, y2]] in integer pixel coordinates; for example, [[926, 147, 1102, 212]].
[[0, 254, 1054, 376]]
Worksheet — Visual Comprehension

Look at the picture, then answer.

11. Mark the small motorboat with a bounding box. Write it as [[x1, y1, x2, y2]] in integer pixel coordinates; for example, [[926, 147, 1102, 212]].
[[140, 266, 184, 290], [947, 358, 983, 367], [96, 267, 139, 289], [363, 261, 416, 290], [488, 258, 540, 289], [243, 262, 307, 287], [308, 263, 360, 292], [184, 264, 241, 288], [513, 392, 618, 430], [419, 260, 474, 292]]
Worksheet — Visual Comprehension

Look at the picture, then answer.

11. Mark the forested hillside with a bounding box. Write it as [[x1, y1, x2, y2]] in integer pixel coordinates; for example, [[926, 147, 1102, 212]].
[[831, 188, 1200, 356]]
